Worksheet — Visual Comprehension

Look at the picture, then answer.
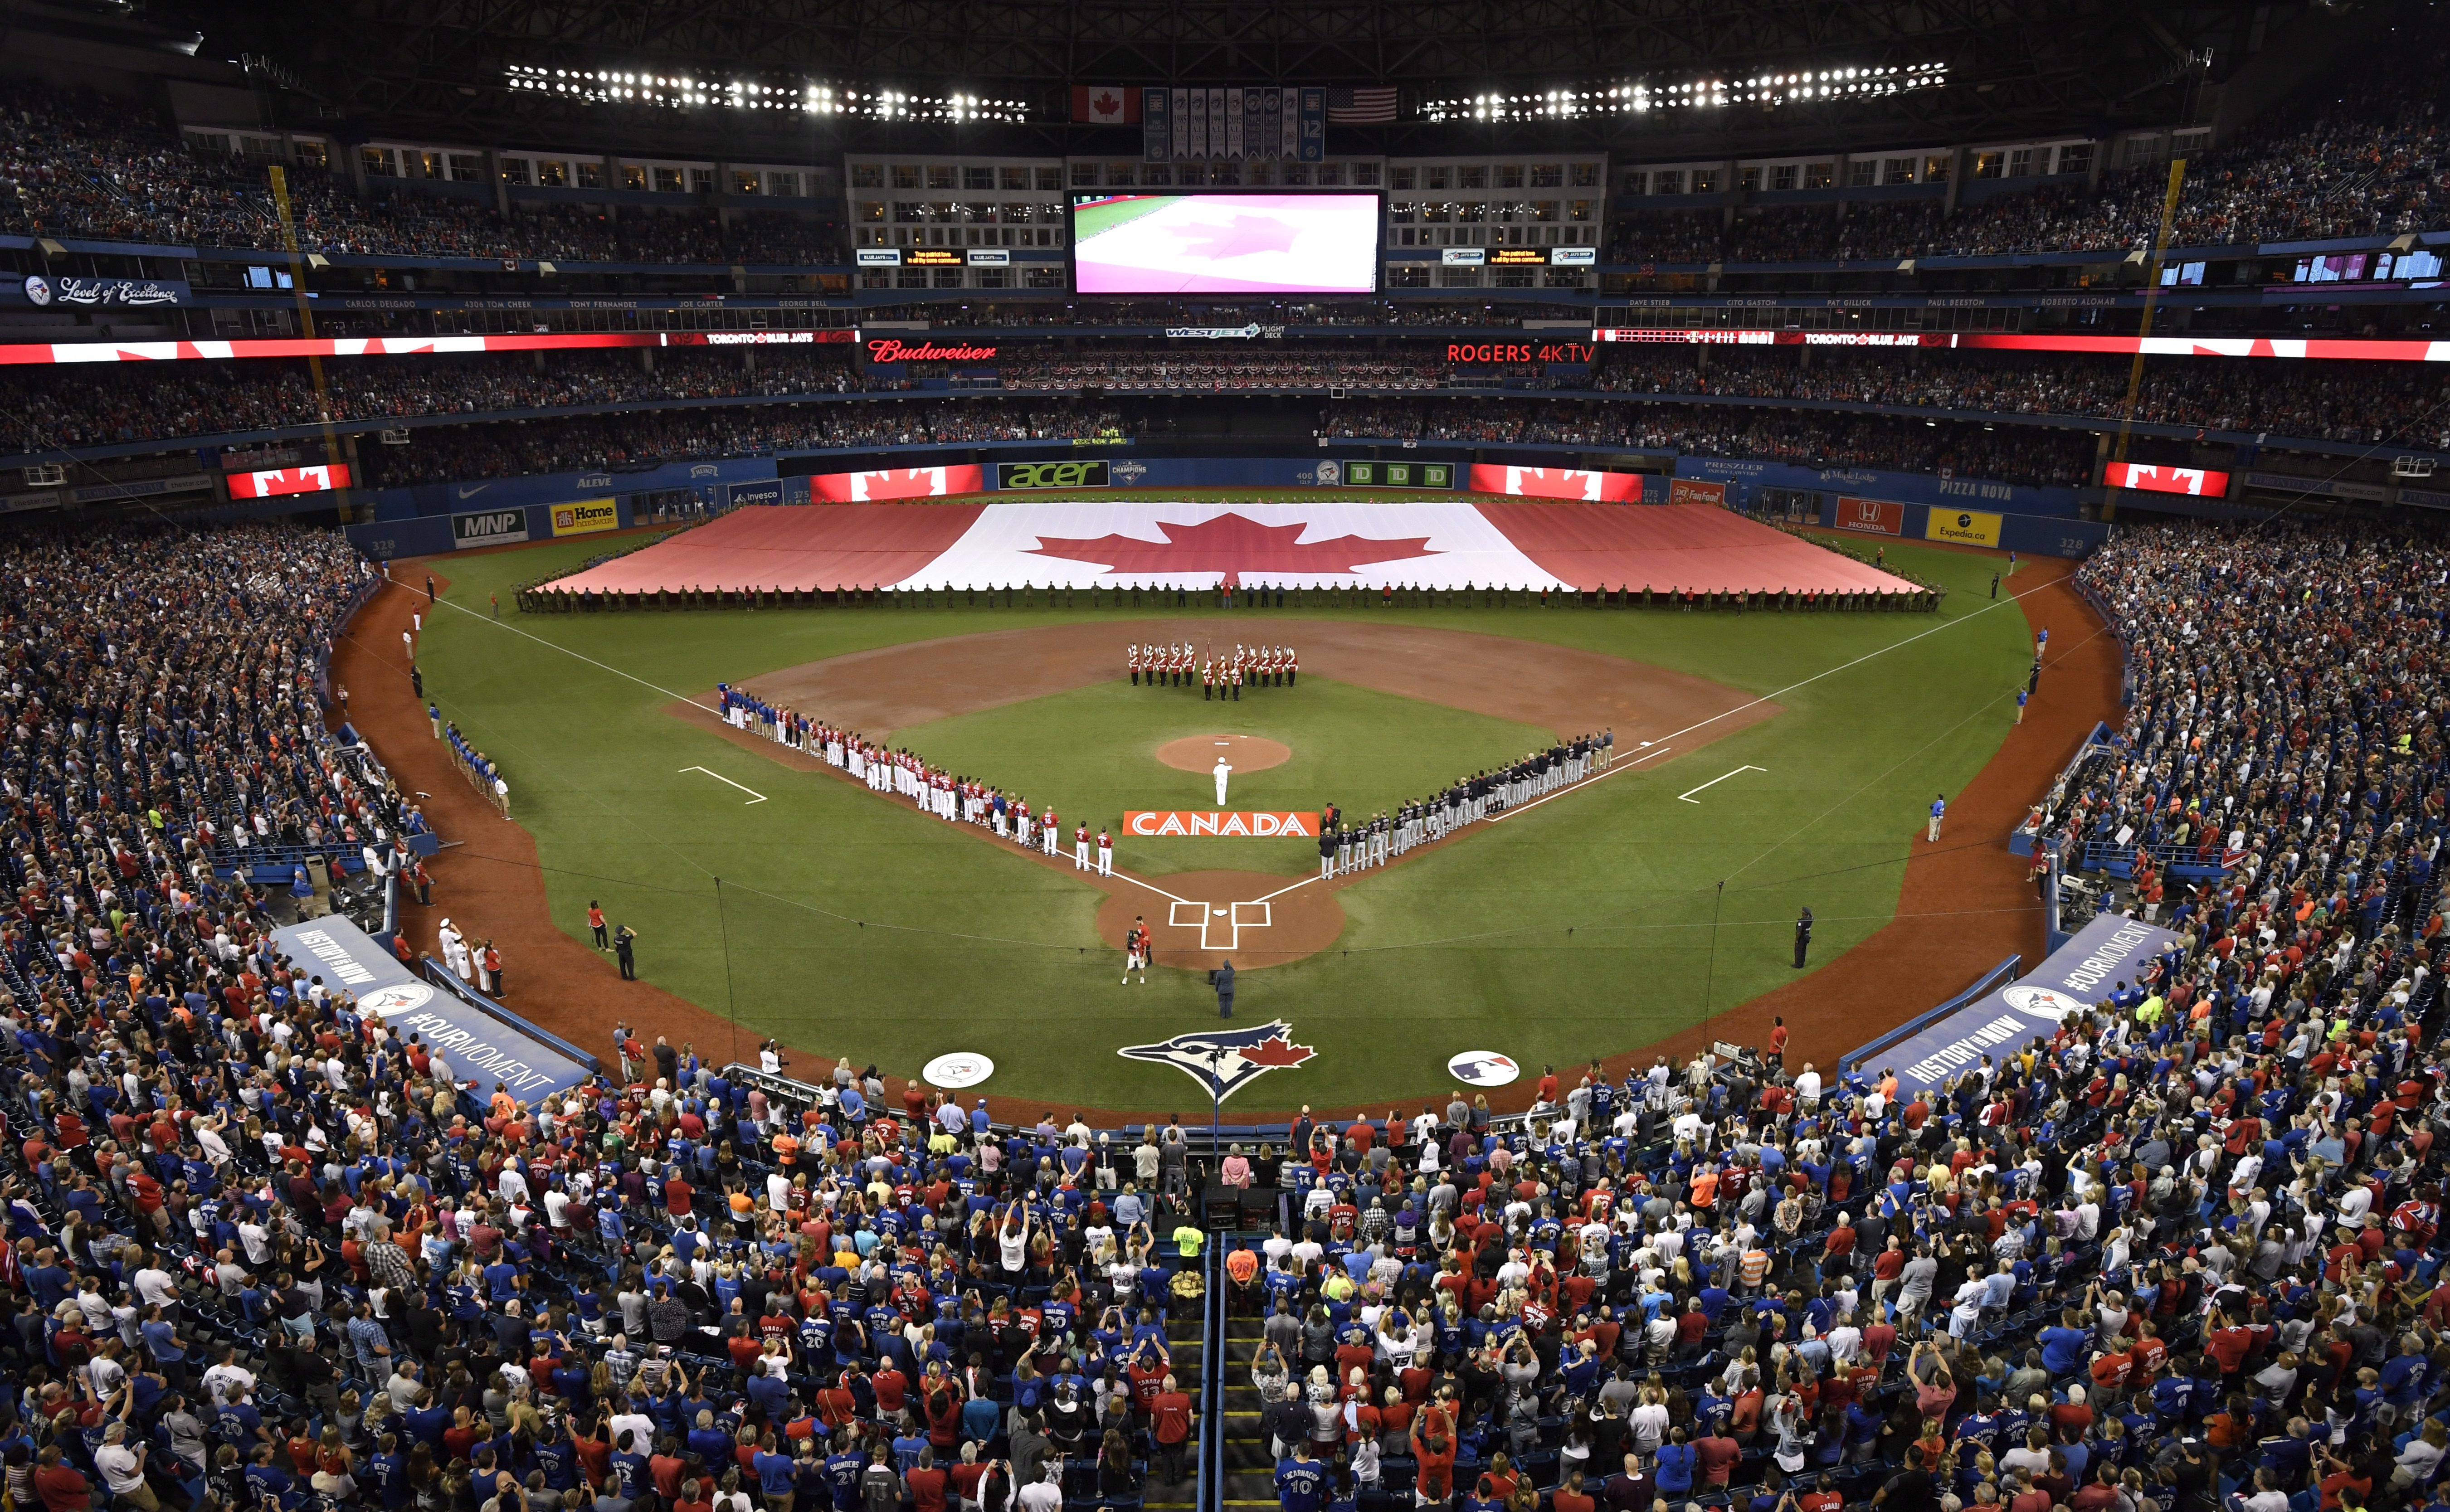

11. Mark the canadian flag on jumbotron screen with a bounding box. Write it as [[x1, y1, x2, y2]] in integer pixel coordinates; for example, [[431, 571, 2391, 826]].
[[227, 463, 350, 499], [1072, 86, 1141, 124], [809, 465, 985, 502], [2103, 461, 2230, 497]]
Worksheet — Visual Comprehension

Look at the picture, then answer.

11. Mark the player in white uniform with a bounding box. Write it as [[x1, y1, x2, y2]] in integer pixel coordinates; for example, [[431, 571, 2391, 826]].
[[1213, 758, 1232, 807]]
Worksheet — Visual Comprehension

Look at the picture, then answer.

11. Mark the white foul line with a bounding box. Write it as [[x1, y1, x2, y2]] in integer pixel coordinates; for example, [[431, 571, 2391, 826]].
[[1678, 764, 1767, 803], [679, 765, 769, 804], [1106, 869, 1193, 906]]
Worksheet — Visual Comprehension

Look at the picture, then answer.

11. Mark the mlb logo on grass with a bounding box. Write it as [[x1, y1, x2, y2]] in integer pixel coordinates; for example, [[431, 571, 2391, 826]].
[[1447, 1051, 1519, 1088], [1119, 1020, 1314, 1102]]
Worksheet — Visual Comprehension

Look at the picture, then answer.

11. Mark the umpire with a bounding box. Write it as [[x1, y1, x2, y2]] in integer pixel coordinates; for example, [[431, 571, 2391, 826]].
[[1792, 908, 1813, 968]]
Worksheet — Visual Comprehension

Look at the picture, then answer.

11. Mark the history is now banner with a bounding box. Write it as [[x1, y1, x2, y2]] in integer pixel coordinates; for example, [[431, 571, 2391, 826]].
[[1125, 810, 1321, 837]]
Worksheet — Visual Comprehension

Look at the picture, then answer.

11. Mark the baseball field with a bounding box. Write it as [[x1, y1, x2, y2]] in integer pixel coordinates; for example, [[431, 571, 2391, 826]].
[[351, 494, 2099, 1114]]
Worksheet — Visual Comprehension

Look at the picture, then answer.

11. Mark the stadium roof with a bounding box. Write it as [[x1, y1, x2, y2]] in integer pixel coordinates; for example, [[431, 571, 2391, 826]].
[[180, 0, 2356, 156]]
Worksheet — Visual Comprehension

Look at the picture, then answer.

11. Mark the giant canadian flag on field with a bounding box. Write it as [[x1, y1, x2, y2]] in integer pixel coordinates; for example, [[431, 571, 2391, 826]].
[[546, 500, 1923, 597]]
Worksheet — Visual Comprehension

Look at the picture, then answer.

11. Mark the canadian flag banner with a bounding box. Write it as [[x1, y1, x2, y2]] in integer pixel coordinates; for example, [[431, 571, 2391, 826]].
[[548, 500, 1922, 597], [1072, 86, 1141, 124]]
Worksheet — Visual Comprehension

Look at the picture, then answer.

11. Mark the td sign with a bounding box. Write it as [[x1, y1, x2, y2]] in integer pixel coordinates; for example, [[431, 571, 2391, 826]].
[[996, 460, 1111, 491]]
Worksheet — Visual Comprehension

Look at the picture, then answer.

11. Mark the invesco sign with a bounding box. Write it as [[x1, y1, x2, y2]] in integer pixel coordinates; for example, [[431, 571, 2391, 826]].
[[996, 460, 1110, 491]]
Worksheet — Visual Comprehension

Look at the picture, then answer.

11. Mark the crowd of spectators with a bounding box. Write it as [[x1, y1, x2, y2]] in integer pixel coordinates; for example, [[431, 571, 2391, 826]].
[[0, 522, 414, 962], [9, 347, 2442, 462], [0, 86, 845, 263], [3, 351, 863, 450], [1589, 351, 2450, 448], [357, 402, 1123, 486], [1319, 400, 2099, 487], [998, 348, 1447, 393], [0, 509, 1237, 1512], [2047, 522, 2449, 934]]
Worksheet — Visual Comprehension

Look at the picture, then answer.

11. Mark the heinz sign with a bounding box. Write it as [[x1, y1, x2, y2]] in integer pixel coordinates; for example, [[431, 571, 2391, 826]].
[[1125, 810, 1320, 838]]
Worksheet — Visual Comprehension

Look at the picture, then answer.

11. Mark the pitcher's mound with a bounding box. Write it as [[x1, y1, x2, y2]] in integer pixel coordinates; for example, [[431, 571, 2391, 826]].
[[1157, 734, 1291, 773]]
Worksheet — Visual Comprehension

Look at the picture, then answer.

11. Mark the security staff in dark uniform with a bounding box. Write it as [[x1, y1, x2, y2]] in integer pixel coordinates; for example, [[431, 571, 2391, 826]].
[[1792, 907, 1813, 969]]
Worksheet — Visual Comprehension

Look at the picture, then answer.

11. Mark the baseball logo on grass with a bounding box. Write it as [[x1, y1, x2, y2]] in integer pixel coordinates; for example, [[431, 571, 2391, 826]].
[[1447, 1051, 1520, 1087], [922, 1052, 997, 1089]]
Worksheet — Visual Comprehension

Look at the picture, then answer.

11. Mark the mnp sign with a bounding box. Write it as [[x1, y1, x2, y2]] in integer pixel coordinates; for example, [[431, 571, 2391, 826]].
[[1925, 508, 2002, 547], [452, 508, 529, 548], [997, 460, 1110, 491]]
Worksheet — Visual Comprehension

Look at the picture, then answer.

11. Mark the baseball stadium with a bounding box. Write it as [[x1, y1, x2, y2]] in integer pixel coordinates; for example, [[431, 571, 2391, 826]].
[[1, 2, 2445, 1512]]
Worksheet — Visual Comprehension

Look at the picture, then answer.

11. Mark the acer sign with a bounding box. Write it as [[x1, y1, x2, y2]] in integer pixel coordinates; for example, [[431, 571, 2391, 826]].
[[228, 463, 351, 499], [1124, 810, 1321, 838], [864, 338, 1000, 364], [1831, 496, 1905, 535], [810, 465, 986, 502], [2104, 462, 2231, 497], [1471, 465, 1641, 502], [996, 460, 1110, 491]]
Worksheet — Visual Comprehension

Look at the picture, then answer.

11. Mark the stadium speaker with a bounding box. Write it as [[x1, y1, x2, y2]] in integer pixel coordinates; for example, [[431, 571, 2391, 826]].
[[1330, 386, 1349, 399]]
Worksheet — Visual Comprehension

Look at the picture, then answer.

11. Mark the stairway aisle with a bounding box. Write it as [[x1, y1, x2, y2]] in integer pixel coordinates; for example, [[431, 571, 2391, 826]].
[[1219, 1310, 1275, 1509], [1146, 1298, 1206, 1512]]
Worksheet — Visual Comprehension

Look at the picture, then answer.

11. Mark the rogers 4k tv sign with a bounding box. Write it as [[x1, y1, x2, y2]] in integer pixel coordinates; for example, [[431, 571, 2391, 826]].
[[997, 460, 1110, 491]]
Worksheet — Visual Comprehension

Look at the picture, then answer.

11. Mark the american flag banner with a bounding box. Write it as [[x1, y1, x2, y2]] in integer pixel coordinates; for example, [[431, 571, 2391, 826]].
[[1325, 85, 1398, 123]]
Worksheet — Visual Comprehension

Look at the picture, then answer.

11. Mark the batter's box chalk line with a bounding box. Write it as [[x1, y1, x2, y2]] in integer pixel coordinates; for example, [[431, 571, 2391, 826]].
[[1168, 897, 1274, 951]]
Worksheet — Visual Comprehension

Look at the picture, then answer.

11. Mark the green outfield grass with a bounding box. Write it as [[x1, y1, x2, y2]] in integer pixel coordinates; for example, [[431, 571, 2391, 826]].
[[1070, 194, 1179, 246], [410, 508, 2034, 1110]]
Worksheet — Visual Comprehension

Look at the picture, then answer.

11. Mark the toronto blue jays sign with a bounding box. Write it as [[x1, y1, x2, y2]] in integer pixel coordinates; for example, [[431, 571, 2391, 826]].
[[1119, 1020, 1315, 1102]]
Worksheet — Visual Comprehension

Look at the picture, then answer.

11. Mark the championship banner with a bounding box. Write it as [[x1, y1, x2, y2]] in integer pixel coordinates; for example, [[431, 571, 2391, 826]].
[[1925, 508, 2003, 547], [549, 498, 619, 536], [1666, 479, 1725, 508], [809, 465, 985, 502], [1831, 496, 1904, 535], [1125, 810, 1320, 837]]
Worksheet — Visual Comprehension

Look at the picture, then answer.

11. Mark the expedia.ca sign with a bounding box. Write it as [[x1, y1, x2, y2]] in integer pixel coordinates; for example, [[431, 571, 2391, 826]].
[[451, 508, 529, 548], [996, 460, 1109, 491]]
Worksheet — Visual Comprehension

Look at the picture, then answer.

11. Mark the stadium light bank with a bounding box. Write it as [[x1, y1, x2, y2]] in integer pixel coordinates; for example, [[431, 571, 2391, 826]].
[[1423, 62, 1947, 122], [502, 64, 1028, 122]]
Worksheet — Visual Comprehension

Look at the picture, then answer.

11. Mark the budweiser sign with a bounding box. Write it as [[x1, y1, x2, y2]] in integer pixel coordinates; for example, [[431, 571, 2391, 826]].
[[865, 338, 1000, 363], [1125, 810, 1320, 838]]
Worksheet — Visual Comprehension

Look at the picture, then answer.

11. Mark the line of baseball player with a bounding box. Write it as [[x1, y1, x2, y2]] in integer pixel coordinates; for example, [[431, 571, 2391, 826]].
[[715, 683, 1120, 875], [714, 685, 1620, 889], [1314, 729, 1618, 879], [1127, 641, 1296, 699]]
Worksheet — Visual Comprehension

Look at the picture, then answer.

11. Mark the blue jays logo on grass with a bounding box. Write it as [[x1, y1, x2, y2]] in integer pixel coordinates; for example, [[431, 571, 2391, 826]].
[[1119, 1020, 1315, 1103]]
